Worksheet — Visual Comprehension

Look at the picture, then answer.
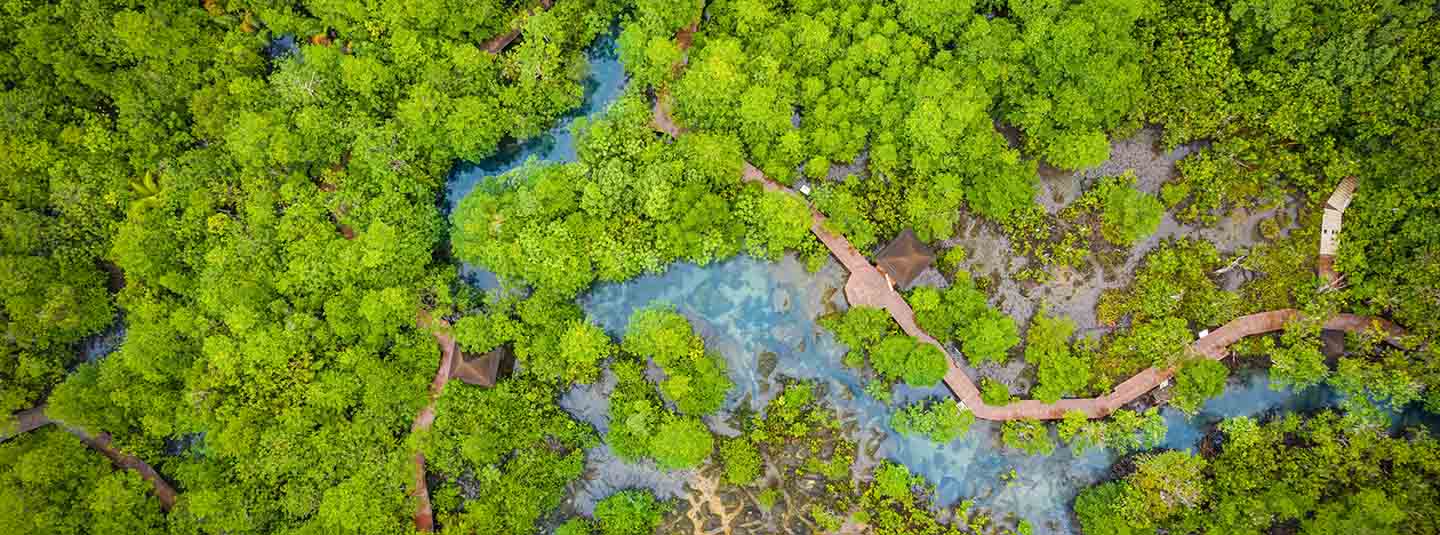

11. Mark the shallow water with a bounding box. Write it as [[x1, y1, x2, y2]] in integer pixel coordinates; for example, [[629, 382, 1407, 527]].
[[564, 253, 1430, 534], [445, 35, 627, 213], [446, 34, 628, 290], [436, 44, 1401, 535], [81, 316, 125, 363]]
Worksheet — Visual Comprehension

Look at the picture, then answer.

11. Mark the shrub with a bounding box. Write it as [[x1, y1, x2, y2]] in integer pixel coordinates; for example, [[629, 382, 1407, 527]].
[[1171, 357, 1228, 414], [891, 398, 975, 443], [719, 439, 761, 485], [651, 417, 714, 470], [594, 490, 668, 535], [1001, 420, 1055, 456], [1099, 174, 1164, 246], [980, 378, 1014, 406]]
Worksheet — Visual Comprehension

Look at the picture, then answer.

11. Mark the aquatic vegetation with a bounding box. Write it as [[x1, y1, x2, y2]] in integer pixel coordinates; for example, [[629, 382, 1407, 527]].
[[1001, 420, 1056, 456], [1057, 409, 1166, 455], [1170, 357, 1229, 414], [622, 306, 733, 415], [980, 378, 1016, 406], [891, 397, 976, 444], [1025, 312, 1093, 402], [1096, 175, 1165, 247], [5, 0, 1440, 532], [908, 273, 1020, 365]]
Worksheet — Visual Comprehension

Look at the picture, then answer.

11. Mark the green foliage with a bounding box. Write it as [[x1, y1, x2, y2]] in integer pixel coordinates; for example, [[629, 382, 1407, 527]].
[[424, 377, 596, 534], [1025, 313, 1092, 402], [891, 397, 976, 444], [958, 310, 1021, 366], [907, 274, 1018, 365], [980, 378, 1014, 406], [813, 178, 880, 252], [1075, 481, 1154, 535], [594, 489, 669, 535], [671, 0, 1037, 234], [1098, 175, 1165, 246], [555, 518, 594, 535], [0, 428, 164, 535], [858, 462, 968, 535], [1078, 412, 1440, 534], [1001, 420, 1055, 456], [821, 306, 896, 350], [1008, 0, 1153, 169], [1170, 357, 1228, 414], [1095, 317, 1195, 392], [1096, 239, 1238, 328], [738, 188, 816, 261], [652, 416, 714, 470], [720, 438, 762, 486], [870, 335, 949, 388], [1060, 408, 1167, 455], [623, 305, 734, 415], [1269, 316, 1329, 391], [455, 97, 754, 299], [606, 360, 663, 461], [1121, 451, 1209, 524]]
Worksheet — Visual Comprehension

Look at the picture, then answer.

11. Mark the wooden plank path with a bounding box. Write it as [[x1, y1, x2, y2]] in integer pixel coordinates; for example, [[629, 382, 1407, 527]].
[[1, 405, 179, 510], [652, 30, 1404, 421]]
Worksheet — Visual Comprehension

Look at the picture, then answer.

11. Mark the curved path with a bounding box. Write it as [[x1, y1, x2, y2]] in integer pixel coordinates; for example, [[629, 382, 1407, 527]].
[[2, 405, 179, 510], [411, 310, 460, 531], [654, 26, 1405, 421]]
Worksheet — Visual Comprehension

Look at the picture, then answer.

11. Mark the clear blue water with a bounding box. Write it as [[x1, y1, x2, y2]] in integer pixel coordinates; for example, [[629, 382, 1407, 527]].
[[445, 34, 627, 290], [435, 27, 1432, 535], [572, 254, 1431, 534]]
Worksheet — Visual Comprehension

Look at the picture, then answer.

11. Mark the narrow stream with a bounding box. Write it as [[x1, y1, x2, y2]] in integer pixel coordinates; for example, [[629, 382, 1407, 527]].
[[445, 32, 628, 290]]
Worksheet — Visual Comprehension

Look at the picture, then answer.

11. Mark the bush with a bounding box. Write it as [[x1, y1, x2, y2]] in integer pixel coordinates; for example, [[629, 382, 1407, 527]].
[[1100, 177, 1165, 246], [1026, 313, 1091, 402], [980, 378, 1014, 406], [594, 490, 668, 535], [871, 335, 948, 388], [719, 439, 761, 485], [555, 518, 593, 535], [1001, 420, 1055, 456], [891, 398, 975, 444], [651, 417, 714, 470], [1074, 482, 1147, 535], [1171, 357, 1228, 414], [958, 309, 1020, 365]]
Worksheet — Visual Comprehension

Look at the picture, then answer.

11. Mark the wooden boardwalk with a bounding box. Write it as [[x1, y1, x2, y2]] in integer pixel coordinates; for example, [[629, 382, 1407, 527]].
[[1, 405, 179, 510], [652, 36, 1403, 421], [410, 310, 460, 531]]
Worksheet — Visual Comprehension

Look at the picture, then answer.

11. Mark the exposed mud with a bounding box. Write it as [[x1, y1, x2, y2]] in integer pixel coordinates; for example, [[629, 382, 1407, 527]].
[[942, 126, 1294, 354]]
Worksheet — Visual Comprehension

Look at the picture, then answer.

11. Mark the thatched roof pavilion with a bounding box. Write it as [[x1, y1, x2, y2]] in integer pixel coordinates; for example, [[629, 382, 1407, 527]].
[[874, 229, 935, 289]]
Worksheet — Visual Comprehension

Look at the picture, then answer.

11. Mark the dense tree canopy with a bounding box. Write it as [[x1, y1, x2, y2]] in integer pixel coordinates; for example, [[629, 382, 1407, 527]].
[[2, 0, 1439, 532], [1076, 412, 1440, 534]]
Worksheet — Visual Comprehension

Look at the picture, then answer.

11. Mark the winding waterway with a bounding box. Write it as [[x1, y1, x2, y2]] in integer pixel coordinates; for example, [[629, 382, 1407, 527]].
[[444, 32, 1431, 535]]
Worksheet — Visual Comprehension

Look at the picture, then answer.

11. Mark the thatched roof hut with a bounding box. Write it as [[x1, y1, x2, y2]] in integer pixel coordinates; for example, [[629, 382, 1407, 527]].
[[450, 346, 512, 387], [874, 229, 935, 289]]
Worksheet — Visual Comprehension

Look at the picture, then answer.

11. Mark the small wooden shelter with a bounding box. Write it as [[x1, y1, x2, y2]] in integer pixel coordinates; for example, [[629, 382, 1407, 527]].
[[450, 346, 512, 387], [874, 229, 935, 289], [1317, 176, 1357, 286]]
